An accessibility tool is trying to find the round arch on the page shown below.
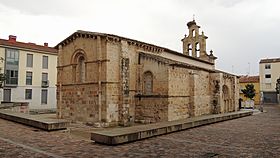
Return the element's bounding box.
[71,49,87,64]
[71,49,87,83]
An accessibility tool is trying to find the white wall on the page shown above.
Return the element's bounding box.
[16,50,57,109]
[260,62,280,92]
[9,86,56,109]
[0,45,57,109]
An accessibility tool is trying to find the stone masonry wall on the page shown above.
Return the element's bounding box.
[134,54,169,122]
[140,55,169,95]
[234,76,239,111]
[135,97,168,123]
[167,67,191,121]
[105,40,139,124]
[58,37,107,84]
[57,84,99,123]
[167,67,212,119]
[193,70,212,116]
[209,72,239,114]
[105,41,121,123]
[168,97,190,121]
[57,36,108,123]
[221,74,238,113]
[209,73,222,114]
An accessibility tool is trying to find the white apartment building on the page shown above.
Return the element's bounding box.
[0,35,57,109]
[259,58,280,104]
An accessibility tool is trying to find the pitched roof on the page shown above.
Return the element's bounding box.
[139,52,216,73]
[0,38,57,54]
[55,30,216,65]
[239,76,259,83]
[259,58,280,64]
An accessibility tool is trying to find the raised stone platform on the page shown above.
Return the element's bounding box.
[92,111,253,145]
[0,110,69,131]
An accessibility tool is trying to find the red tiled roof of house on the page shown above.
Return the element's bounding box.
[0,38,57,54]
[259,58,280,64]
[239,76,259,83]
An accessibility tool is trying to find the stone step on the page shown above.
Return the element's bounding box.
[0,110,69,131]
[91,111,253,145]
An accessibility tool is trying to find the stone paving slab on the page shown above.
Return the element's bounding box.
[0,110,69,131]
[0,105,279,157]
[92,110,253,145]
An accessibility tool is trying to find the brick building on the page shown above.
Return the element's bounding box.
[55,20,239,125]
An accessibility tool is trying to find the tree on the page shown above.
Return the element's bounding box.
[241,84,256,100]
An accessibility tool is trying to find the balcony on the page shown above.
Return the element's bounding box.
[41,80,49,88]
[4,78,18,87]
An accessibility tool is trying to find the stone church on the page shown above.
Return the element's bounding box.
[55,20,239,125]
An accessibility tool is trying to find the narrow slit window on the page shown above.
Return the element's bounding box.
[144,71,153,95]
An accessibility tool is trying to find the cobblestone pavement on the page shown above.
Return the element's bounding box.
[0,105,280,158]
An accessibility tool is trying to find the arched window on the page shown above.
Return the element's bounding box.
[71,49,87,83]
[187,44,192,56]
[192,29,195,37]
[78,56,85,83]
[195,42,200,57]
[144,71,153,95]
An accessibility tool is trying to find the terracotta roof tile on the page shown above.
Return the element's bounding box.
[259,58,280,64]
[239,76,259,83]
[0,38,57,54]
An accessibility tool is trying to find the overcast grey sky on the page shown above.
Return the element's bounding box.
[0,0,279,75]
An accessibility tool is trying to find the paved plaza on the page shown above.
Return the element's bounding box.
[0,105,279,158]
